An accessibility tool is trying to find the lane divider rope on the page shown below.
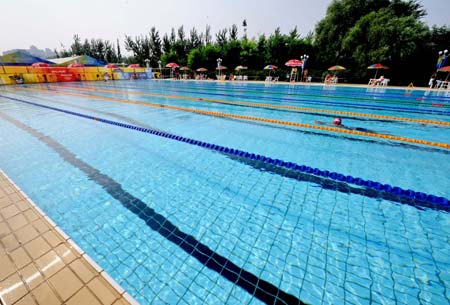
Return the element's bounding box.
[21,87,450,150]
[50,84,450,126]
[70,82,450,115]
[1,94,449,211]
[73,81,450,108]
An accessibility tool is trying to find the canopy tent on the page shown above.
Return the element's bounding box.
[0,51,53,66]
[48,55,106,66]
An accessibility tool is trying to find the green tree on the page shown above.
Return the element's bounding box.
[82,39,92,57]
[342,8,429,82]
[187,48,205,69]
[314,0,390,65]
[149,27,162,67]
[116,38,122,62]
[204,25,212,45]
[162,34,171,53]
[124,35,150,65]
[160,50,180,66]
[216,28,228,47]
[314,0,433,84]
[70,35,83,56]
[188,28,202,49]
[229,24,238,41]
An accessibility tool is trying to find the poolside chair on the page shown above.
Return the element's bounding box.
[243,75,248,81]
[273,77,279,82]
[441,81,449,90]
[306,76,312,82]
[368,78,377,86]
[265,76,272,82]
[380,78,390,86]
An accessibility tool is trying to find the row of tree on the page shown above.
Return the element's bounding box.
[55,0,450,85]
[55,35,123,64]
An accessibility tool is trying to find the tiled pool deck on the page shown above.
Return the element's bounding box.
[0,170,139,305]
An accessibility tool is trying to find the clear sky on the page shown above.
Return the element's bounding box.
[1,0,448,54]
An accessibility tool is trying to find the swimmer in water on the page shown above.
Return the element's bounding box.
[315,117,386,134]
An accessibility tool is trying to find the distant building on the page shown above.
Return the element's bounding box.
[3,46,55,59]
[0,50,53,65]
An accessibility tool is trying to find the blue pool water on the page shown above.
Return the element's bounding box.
[0,81,449,304]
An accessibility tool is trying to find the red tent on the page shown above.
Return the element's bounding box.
[104,64,118,68]
[128,64,140,68]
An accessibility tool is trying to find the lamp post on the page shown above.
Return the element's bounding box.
[217,58,222,79]
[300,54,309,82]
[158,60,162,79]
[436,49,448,70]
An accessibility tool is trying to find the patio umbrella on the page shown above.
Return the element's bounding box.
[67,63,84,68]
[285,59,303,67]
[264,65,278,77]
[128,64,140,68]
[179,66,190,79]
[196,67,207,72]
[104,64,118,68]
[437,66,450,72]
[328,65,346,71]
[438,66,450,81]
[166,62,179,68]
[367,63,389,78]
[31,62,49,67]
[235,65,248,71]
[216,65,227,70]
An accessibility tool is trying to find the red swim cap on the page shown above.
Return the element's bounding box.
[333,117,342,125]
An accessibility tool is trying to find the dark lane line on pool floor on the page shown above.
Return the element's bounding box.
[0,111,304,305]
[1,94,448,212]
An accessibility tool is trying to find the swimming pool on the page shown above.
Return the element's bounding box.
[0,81,449,304]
